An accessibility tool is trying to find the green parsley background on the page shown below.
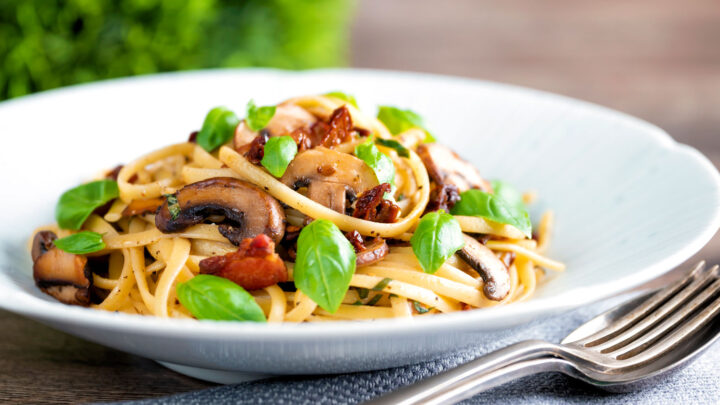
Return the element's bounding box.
[0,0,355,101]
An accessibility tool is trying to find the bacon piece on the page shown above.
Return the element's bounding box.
[121,197,165,217]
[425,183,460,213]
[352,183,400,223]
[199,234,287,290]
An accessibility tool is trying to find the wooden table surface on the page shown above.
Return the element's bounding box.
[3,0,720,403]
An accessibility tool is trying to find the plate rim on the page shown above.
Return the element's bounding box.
[1,67,719,339]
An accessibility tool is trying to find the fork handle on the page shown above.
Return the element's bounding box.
[365,340,564,405]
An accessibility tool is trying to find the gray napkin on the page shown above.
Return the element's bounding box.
[118,293,720,404]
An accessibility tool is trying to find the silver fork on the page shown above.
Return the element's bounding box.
[367,261,720,405]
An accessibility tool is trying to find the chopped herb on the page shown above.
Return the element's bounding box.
[413,301,431,314]
[351,300,363,306]
[375,138,410,158]
[366,294,383,306]
[389,293,398,298]
[357,287,369,299]
[372,277,392,291]
[397,194,405,201]
[165,194,181,220]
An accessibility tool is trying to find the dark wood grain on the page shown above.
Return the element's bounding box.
[3,1,720,402]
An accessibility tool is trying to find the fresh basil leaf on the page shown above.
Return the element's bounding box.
[450,189,532,238]
[55,179,119,230]
[375,138,409,158]
[53,231,105,254]
[294,219,356,313]
[196,106,240,152]
[377,106,435,142]
[355,139,395,187]
[491,180,526,212]
[176,275,266,322]
[246,99,276,132]
[410,210,465,274]
[261,136,298,177]
[325,91,358,108]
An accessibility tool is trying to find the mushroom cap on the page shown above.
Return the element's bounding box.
[155,177,286,245]
[417,143,492,193]
[281,147,378,196]
[456,234,511,301]
[31,231,91,306]
[234,103,317,149]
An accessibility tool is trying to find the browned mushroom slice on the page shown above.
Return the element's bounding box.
[356,238,389,267]
[121,197,164,217]
[417,143,492,193]
[456,234,511,301]
[280,147,379,214]
[155,177,286,245]
[234,104,317,149]
[31,231,92,306]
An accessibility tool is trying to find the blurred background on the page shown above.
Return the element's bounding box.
[1,1,720,400]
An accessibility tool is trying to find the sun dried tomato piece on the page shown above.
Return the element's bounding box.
[352,183,400,223]
[106,165,123,181]
[188,131,198,143]
[345,230,366,252]
[199,234,287,290]
[236,131,269,164]
[425,183,460,213]
[290,127,313,151]
[322,105,354,147]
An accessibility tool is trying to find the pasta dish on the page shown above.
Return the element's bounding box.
[29,93,564,322]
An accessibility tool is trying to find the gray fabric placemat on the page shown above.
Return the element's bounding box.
[116,293,720,405]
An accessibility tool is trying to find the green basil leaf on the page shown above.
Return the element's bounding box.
[246,99,276,132]
[355,139,395,187]
[491,180,526,212]
[53,231,105,254]
[261,136,298,177]
[294,219,356,313]
[410,210,465,274]
[325,91,358,108]
[377,105,435,142]
[176,275,266,322]
[196,106,240,152]
[375,138,409,158]
[450,189,532,238]
[55,179,119,230]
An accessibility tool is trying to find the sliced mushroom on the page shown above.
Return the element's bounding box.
[31,231,91,306]
[456,234,511,301]
[155,177,286,245]
[280,147,378,214]
[356,238,389,267]
[234,104,317,149]
[417,143,492,192]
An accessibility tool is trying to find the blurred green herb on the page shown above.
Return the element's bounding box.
[0,0,355,100]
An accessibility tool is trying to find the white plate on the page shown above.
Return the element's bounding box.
[1,69,719,383]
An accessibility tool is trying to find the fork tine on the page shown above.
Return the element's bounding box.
[571,261,707,347]
[590,264,719,353]
[609,273,720,361]
[612,280,720,367]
